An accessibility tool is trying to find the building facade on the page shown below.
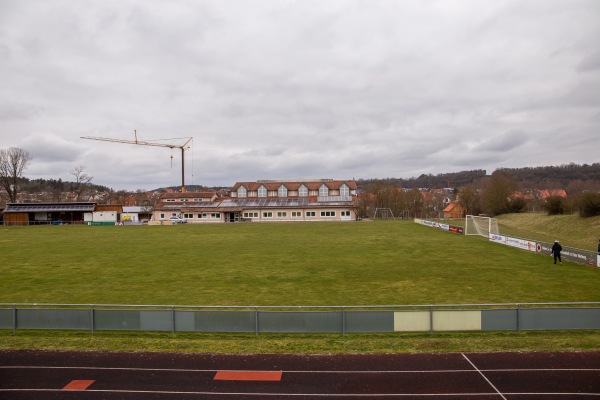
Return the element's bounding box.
[152,179,358,223]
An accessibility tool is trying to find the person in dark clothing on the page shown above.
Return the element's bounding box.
[551,240,562,264]
[597,239,600,255]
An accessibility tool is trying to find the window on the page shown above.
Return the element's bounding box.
[340,184,349,196]
[263,212,273,218]
[183,213,193,219]
[306,211,316,217]
[277,212,287,218]
[292,211,302,217]
[197,213,204,218]
[298,185,308,197]
[166,199,176,202]
[278,185,287,197]
[341,211,351,217]
[258,185,267,198]
[160,213,165,219]
[320,211,336,217]
[238,186,247,198]
[243,212,258,218]
[211,213,221,219]
[319,184,329,197]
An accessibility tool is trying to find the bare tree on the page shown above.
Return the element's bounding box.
[457,185,480,217]
[480,171,517,216]
[0,147,32,203]
[69,166,93,201]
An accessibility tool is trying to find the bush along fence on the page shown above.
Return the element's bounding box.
[1,303,599,335]
[414,218,599,267]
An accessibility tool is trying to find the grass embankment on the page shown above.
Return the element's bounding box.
[496,213,600,251]
[1,219,599,353]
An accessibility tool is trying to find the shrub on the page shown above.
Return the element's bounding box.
[544,195,565,215]
[579,192,600,217]
[509,197,527,213]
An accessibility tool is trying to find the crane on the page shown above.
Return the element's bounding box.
[81,130,193,192]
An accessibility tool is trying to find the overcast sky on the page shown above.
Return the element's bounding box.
[1,0,598,190]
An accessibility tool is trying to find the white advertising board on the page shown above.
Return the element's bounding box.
[506,236,537,252]
[488,234,507,244]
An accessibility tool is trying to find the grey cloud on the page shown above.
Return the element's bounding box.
[0,0,598,190]
[475,131,529,152]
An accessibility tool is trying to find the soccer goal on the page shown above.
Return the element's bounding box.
[465,215,500,237]
[373,208,395,219]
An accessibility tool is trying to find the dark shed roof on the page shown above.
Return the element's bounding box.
[4,203,96,213]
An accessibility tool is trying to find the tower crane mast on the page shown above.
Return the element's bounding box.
[81,130,193,192]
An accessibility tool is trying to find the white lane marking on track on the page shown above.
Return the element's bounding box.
[3,365,599,373]
[1,389,600,397]
[462,353,507,400]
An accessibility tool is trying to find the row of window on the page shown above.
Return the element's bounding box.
[243,211,352,218]
[237,184,350,198]
[161,213,221,219]
[165,198,209,202]
[161,211,352,220]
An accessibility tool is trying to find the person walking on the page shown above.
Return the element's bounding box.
[551,240,562,265]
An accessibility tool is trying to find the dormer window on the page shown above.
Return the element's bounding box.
[298,185,308,197]
[319,184,329,197]
[278,185,287,197]
[340,184,349,196]
[238,186,247,198]
[258,185,267,198]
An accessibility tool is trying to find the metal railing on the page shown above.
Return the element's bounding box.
[1,302,599,335]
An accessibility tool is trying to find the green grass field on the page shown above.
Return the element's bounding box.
[1,219,599,305]
[1,216,599,353]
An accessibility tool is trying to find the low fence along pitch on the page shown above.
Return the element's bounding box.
[1,303,599,335]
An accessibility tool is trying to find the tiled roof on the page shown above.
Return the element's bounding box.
[232,180,357,191]
[443,202,457,212]
[161,191,218,199]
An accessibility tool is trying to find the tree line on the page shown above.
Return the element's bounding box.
[2,146,600,217]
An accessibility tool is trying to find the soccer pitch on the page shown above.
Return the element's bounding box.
[2,220,599,306]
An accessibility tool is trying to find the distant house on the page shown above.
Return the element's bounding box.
[122,206,153,223]
[538,189,567,199]
[443,201,465,219]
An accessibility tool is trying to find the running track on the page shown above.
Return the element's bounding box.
[1,350,599,399]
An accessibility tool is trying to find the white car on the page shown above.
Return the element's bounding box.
[167,216,187,224]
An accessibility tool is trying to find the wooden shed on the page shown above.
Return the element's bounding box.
[2,202,96,226]
[443,201,465,219]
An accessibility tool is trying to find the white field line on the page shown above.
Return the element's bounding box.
[462,353,507,400]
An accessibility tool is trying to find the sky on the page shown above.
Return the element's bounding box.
[1,0,599,191]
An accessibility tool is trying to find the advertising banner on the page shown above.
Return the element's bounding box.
[536,242,597,266]
[488,234,507,244]
[449,225,464,234]
[413,219,463,234]
[505,236,537,252]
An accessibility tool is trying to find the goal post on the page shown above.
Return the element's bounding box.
[373,208,395,219]
[465,215,499,237]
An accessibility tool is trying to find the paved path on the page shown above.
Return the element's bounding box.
[1,350,599,399]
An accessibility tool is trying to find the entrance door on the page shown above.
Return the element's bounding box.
[228,212,239,222]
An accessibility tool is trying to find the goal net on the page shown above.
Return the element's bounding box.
[374,208,395,219]
[465,215,499,237]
